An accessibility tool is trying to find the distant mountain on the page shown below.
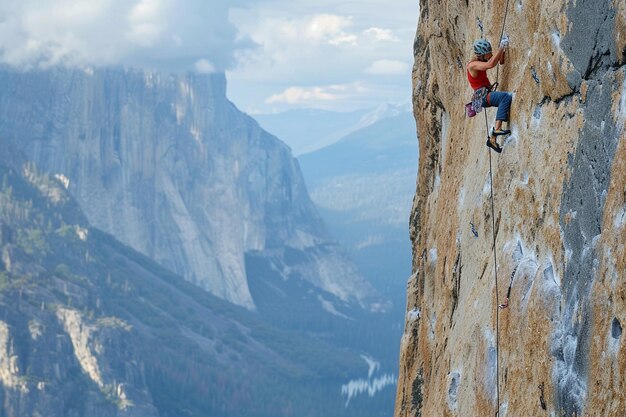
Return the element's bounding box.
[0,67,399,416]
[0,67,383,314]
[298,111,418,301]
[0,155,388,417]
[295,111,418,415]
[255,103,411,156]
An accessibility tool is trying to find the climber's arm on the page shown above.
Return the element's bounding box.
[468,47,506,72]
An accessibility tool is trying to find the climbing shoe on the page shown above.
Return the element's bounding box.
[486,137,503,153]
[491,127,511,137]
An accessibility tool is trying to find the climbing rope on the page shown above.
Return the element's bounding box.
[495,0,513,86]
[487,143,501,416]
[481,0,512,414]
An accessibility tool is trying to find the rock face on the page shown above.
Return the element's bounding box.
[0,160,158,416]
[395,1,626,416]
[0,68,378,311]
[0,308,158,417]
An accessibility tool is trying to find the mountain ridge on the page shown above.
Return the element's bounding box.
[0,66,383,313]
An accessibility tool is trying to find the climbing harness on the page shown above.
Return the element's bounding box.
[473,87,490,114]
[466,82,498,118]
[481,0,513,414]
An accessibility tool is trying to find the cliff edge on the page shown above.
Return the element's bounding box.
[396,0,626,416]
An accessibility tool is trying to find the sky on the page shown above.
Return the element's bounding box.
[0,0,418,114]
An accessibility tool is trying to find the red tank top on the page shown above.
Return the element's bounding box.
[467,69,491,90]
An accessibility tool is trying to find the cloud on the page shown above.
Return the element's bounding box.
[194,59,216,74]
[0,0,419,112]
[266,83,367,105]
[228,12,367,85]
[363,27,400,42]
[243,13,357,47]
[364,59,409,75]
[127,0,166,47]
[0,0,258,70]
[226,2,418,113]
[329,33,358,46]
[305,14,357,45]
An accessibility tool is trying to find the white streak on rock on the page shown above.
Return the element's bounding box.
[56,308,104,388]
[0,321,26,391]
[407,308,421,322]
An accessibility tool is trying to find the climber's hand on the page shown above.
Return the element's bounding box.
[500,34,510,49]
[497,46,506,65]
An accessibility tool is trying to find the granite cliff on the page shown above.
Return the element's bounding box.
[396,0,626,416]
[0,68,380,312]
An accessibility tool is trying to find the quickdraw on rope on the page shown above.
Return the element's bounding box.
[479,0,512,414]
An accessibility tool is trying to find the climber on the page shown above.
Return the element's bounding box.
[467,38,513,153]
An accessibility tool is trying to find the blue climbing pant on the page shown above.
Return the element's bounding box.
[483,91,512,121]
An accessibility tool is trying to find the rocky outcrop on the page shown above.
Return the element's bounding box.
[0,163,157,416]
[0,311,158,417]
[0,68,379,311]
[396,0,626,416]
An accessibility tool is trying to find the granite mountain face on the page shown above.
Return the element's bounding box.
[0,67,382,313]
[0,67,395,416]
[395,1,626,416]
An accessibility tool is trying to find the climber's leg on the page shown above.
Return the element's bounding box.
[489,91,512,126]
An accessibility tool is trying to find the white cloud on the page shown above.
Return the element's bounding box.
[127,0,166,47]
[0,0,258,70]
[229,11,378,85]
[242,13,357,48]
[266,86,342,104]
[0,0,127,67]
[305,14,357,45]
[364,27,400,42]
[227,1,418,112]
[266,83,367,105]
[0,0,418,112]
[329,33,358,46]
[194,59,216,74]
[364,59,409,75]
